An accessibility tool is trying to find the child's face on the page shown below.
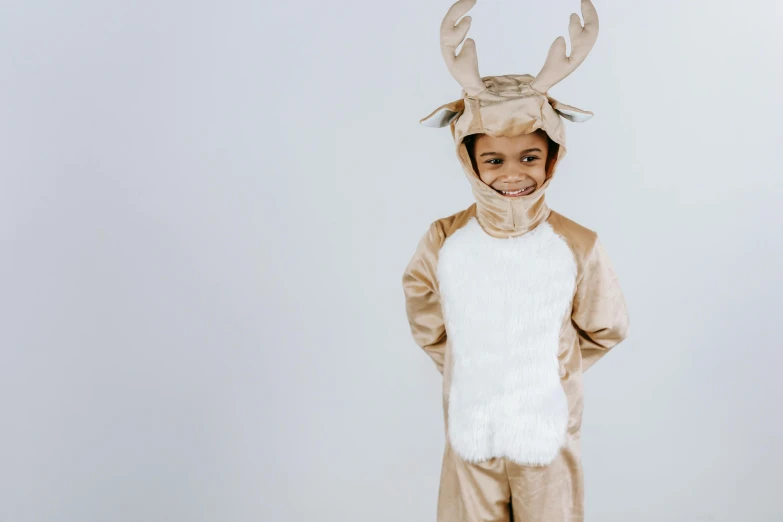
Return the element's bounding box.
[471,131,550,197]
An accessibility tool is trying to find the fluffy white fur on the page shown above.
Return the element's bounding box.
[437,217,577,466]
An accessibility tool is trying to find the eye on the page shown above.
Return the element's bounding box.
[521,155,539,163]
[485,158,502,165]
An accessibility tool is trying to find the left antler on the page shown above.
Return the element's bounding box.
[530,0,599,94]
[439,0,487,96]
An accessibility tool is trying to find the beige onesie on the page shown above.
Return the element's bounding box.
[402,1,630,520]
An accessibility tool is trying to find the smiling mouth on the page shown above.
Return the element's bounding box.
[496,185,536,197]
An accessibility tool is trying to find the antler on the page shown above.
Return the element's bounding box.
[530,0,599,94]
[439,0,486,96]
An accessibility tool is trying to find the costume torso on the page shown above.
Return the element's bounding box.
[420,203,610,467]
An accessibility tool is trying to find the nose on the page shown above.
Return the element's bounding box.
[497,169,529,185]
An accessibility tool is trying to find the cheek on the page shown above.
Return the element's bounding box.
[532,165,548,185]
[477,166,496,185]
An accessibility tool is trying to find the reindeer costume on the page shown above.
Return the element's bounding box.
[402,1,629,520]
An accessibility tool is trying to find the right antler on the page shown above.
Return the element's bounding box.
[530,0,599,94]
[439,0,486,96]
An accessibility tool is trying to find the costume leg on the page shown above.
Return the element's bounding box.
[437,441,512,522]
[506,434,584,522]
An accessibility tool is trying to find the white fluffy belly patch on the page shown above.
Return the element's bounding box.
[437,217,577,465]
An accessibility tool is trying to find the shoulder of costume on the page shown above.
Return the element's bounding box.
[547,209,598,259]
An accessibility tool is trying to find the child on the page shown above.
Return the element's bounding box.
[401,1,629,521]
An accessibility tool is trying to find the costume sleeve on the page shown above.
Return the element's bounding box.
[402,221,447,374]
[571,235,630,372]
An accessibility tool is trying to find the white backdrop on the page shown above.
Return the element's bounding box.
[1,0,782,521]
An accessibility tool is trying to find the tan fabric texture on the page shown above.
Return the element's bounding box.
[436,434,585,522]
[402,1,629,520]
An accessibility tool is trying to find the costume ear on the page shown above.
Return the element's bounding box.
[548,97,594,123]
[420,98,465,128]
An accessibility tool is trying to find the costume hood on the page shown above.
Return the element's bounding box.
[420,0,599,238]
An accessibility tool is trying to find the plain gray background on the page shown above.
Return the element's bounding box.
[1,0,782,521]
